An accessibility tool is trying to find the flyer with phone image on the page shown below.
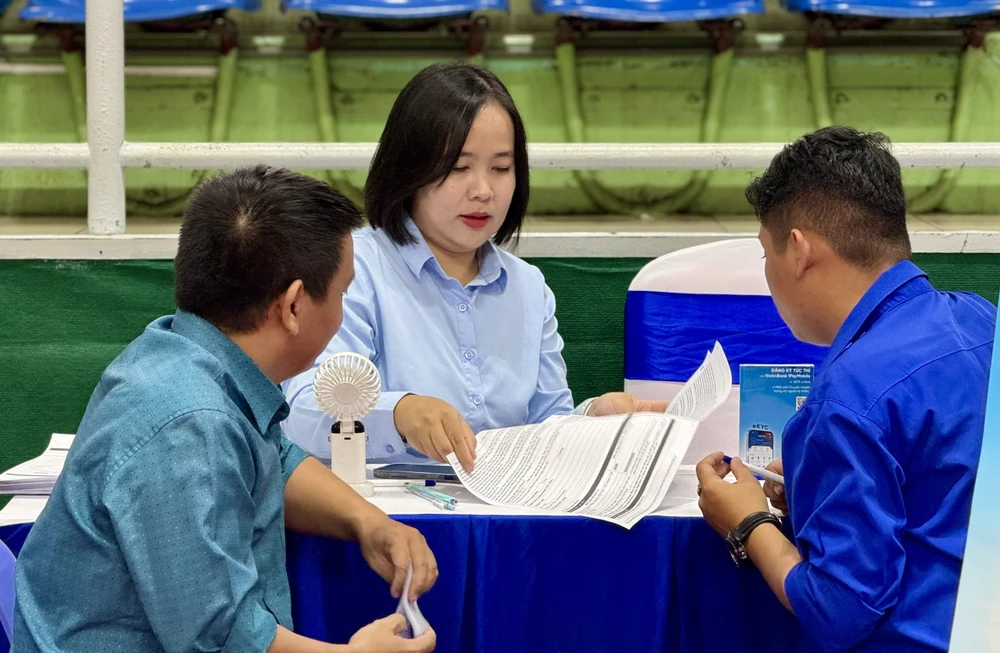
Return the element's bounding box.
[738,365,813,466]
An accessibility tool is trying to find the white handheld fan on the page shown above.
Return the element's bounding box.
[313,352,381,497]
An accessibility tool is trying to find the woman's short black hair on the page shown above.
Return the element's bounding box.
[364,62,530,247]
[175,165,362,333]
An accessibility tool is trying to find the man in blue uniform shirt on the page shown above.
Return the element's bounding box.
[696,126,995,652]
[13,166,438,653]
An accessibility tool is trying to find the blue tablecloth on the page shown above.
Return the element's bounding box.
[1,515,806,652]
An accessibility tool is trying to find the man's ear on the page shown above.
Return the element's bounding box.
[277,280,306,336]
[788,228,815,279]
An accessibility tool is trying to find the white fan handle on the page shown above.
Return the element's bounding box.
[331,421,369,491]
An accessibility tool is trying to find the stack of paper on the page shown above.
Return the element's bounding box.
[449,343,732,529]
[0,495,48,526]
[0,433,74,495]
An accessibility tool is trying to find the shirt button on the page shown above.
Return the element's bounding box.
[472,395,482,405]
[386,445,395,454]
[464,350,475,360]
[459,303,469,312]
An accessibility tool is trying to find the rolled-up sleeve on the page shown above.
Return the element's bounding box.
[784,401,907,651]
[277,432,310,482]
[103,410,277,653]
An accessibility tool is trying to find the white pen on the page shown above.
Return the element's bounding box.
[723,455,784,485]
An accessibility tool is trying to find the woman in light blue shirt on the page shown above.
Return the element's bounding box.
[282,62,663,472]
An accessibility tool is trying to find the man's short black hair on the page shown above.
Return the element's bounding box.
[364,61,530,247]
[175,165,363,333]
[745,126,911,268]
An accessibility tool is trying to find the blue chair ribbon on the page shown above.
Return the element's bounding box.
[624,290,829,383]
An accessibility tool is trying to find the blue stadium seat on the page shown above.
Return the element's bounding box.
[283,0,506,19]
[0,1,11,17]
[532,0,763,22]
[20,0,261,23]
[784,0,999,18]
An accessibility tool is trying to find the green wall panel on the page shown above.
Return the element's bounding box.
[0,253,996,496]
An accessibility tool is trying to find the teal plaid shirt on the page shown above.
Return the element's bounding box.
[13,310,310,653]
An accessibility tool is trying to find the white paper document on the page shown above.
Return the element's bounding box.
[665,341,732,423]
[395,565,431,639]
[0,433,75,495]
[449,343,732,529]
[0,495,49,526]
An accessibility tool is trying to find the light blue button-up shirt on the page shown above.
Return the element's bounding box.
[282,221,578,462]
[13,311,310,653]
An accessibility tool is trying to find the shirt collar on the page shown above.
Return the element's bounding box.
[475,242,507,291]
[823,259,932,367]
[394,218,437,279]
[394,216,508,291]
[170,310,289,434]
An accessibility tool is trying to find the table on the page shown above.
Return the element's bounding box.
[1,470,807,653]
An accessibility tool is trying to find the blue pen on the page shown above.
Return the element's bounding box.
[405,484,456,511]
[406,482,458,506]
[722,455,785,485]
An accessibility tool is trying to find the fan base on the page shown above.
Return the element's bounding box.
[350,481,375,498]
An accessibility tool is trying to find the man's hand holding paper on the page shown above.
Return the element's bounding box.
[356,513,439,603]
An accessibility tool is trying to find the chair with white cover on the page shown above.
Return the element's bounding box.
[623,238,828,464]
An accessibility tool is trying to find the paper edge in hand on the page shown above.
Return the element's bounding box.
[395,565,430,638]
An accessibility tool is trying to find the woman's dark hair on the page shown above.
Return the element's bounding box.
[364,62,529,247]
[175,165,362,333]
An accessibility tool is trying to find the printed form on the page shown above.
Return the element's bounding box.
[450,343,732,528]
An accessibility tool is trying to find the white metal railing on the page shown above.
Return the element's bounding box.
[5,142,1000,172]
[1,0,1000,235]
[4,230,1000,261]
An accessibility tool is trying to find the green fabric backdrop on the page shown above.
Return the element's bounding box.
[1,254,997,498]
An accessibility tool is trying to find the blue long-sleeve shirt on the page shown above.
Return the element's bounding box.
[13,311,309,653]
[782,260,995,652]
[282,221,579,462]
